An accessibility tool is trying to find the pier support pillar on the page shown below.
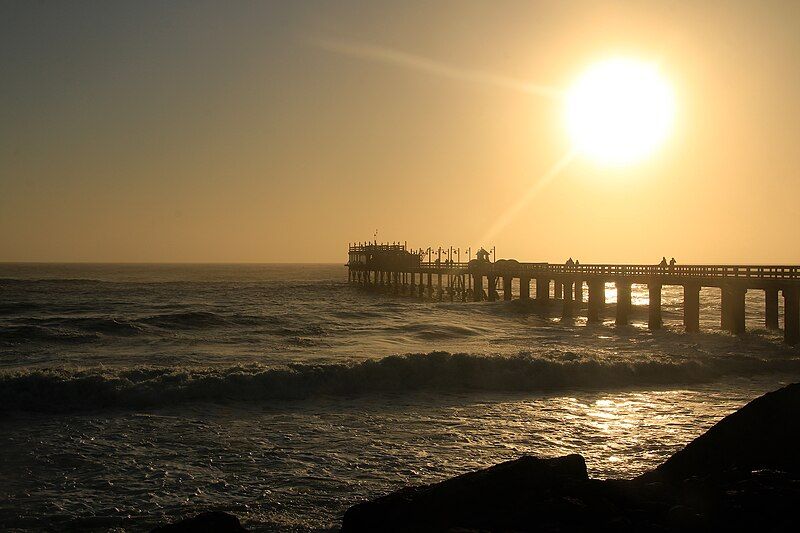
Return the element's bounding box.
[683,283,701,333]
[562,281,574,318]
[721,285,746,334]
[720,287,731,331]
[409,272,415,294]
[426,273,433,300]
[554,281,563,299]
[587,280,604,323]
[765,288,779,330]
[488,275,498,302]
[574,280,583,303]
[615,280,632,326]
[473,274,484,302]
[519,276,530,300]
[648,283,662,330]
[503,276,513,301]
[732,287,746,334]
[437,273,443,301]
[419,275,426,299]
[783,288,799,345]
[536,278,550,303]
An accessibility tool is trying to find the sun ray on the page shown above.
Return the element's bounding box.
[311,38,561,98]
[478,149,577,248]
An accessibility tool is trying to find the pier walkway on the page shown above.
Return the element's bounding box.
[346,243,800,345]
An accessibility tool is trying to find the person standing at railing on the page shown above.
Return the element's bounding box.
[659,257,668,272]
[669,257,676,273]
[565,257,575,271]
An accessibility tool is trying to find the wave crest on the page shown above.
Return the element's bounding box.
[3,352,800,413]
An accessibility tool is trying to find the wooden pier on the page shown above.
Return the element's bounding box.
[347,243,800,345]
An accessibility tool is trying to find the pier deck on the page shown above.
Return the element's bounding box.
[347,243,800,345]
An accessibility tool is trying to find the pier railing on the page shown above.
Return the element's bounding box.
[515,264,800,280]
[351,260,800,280]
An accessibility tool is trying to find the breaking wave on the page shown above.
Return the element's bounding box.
[0,312,309,344]
[3,351,799,413]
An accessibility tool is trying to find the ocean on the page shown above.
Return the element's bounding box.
[1,263,798,531]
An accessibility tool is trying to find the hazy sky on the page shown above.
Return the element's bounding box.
[2,0,799,263]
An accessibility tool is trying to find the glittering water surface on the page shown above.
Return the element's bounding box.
[1,264,798,531]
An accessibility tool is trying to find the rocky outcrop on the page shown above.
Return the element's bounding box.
[343,454,589,532]
[649,382,800,483]
[342,383,800,532]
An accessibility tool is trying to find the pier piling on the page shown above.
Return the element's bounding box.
[615,280,632,326]
[520,276,530,300]
[784,288,799,345]
[648,283,663,330]
[588,280,604,323]
[766,288,779,330]
[684,283,701,333]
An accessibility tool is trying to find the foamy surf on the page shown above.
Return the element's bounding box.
[3,351,799,413]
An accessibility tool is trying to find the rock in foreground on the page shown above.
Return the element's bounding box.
[342,383,800,532]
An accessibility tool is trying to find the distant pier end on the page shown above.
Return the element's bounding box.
[346,242,800,345]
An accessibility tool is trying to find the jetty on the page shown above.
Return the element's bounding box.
[346,242,800,345]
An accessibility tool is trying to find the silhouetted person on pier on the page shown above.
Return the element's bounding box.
[575,260,580,267]
[476,248,491,262]
[669,257,676,273]
[566,258,575,270]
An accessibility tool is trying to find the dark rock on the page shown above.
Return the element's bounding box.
[342,454,588,532]
[342,383,800,532]
[151,511,248,533]
[648,382,800,484]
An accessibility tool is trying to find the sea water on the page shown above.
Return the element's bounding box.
[1,263,798,531]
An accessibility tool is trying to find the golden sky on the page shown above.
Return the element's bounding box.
[2,1,799,263]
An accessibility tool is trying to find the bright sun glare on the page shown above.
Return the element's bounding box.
[565,58,676,166]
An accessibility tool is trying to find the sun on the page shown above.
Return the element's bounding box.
[565,58,676,166]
